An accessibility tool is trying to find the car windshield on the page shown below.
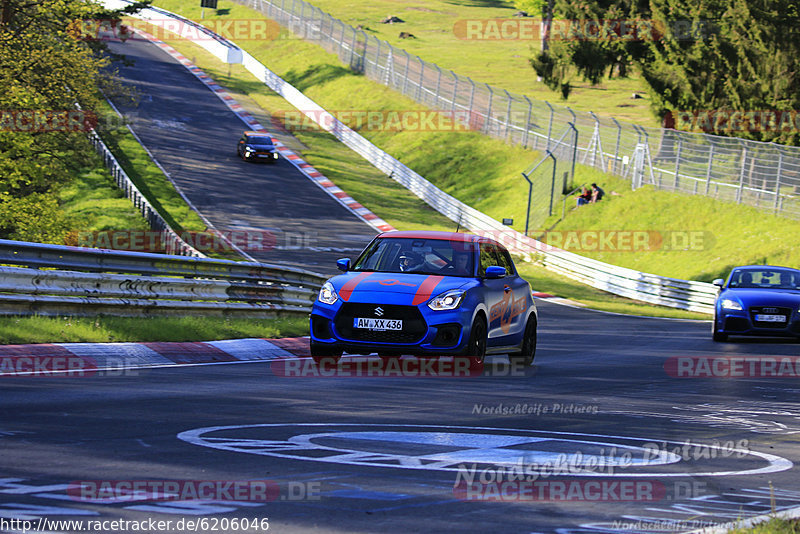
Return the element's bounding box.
[728,268,800,289]
[246,136,273,145]
[351,237,476,277]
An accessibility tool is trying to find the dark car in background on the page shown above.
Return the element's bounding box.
[309,231,538,365]
[237,131,279,162]
[712,265,800,341]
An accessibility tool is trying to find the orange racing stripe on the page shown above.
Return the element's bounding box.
[338,272,373,302]
[412,275,444,306]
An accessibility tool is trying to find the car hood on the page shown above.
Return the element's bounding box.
[721,288,800,308]
[247,143,274,150]
[330,271,474,305]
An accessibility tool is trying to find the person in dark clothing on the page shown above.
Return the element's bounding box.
[591,183,605,203]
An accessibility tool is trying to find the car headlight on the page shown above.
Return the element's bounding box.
[720,298,743,311]
[318,281,338,305]
[428,289,465,311]
[245,146,254,152]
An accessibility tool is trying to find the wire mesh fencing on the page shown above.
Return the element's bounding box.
[242,0,800,219]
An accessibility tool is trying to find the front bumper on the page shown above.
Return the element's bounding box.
[310,301,475,355]
[716,307,800,337]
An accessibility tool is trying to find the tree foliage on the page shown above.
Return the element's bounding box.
[529,0,800,144]
[0,0,146,241]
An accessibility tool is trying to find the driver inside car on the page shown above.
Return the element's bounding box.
[398,251,424,272]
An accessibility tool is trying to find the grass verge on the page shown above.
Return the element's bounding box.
[0,315,308,344]
[253,0,659,125]
[731,517,800,533]
[138,1,785,320]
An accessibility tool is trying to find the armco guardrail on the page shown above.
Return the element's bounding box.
[106,3,717,314]
[89,130,203,257]
[0,240,325,317]
[243,0,799,219]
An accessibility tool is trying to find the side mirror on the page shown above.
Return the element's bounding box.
[712,278,724,288]
[485,266,506,279]
[336,258,351,272]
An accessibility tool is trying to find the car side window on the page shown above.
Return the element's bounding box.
[495,248,514,275]
[478,243,501,277]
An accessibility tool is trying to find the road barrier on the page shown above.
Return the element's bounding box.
[0,240,325,317]
[100,2,717,314]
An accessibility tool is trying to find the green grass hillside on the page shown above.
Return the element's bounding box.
[292,0,657,125]
[149,0,800,285]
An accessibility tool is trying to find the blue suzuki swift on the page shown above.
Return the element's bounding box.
[309,231,538,365]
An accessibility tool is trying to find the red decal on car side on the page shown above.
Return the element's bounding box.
[412,275,444,306]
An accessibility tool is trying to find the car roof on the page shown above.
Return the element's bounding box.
[243,131,272,137]
[377,230,506,249]
[732,265,800,273]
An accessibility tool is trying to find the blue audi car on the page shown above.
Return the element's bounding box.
[712,265,800,342]
[309,231,538,364]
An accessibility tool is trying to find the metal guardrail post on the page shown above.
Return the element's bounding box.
[503,90,512,140]
[522,96,532,148]
[774,151,784,212]
[416,56,425,102]
[611,117,621,174]
[467,79,476,119]
[737,146,748,203]
[402,49,411,95]
[434,65,442,107]
[704,143,714,195]
[450,71,458,113]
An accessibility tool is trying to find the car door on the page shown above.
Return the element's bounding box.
[494,247,529,342]
[478,242,511,345]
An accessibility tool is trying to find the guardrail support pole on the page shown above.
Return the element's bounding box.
[704,144,714,195]
[774,152,783,213]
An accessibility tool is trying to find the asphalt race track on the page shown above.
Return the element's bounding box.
[2,34,799,534]
[2,300,800,533]
[105,38,377,273]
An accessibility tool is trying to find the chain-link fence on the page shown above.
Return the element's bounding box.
[241,0,800,219]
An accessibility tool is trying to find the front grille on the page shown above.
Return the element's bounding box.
[724,317,750,332]
[749,306,791,328]
[334,303,426,343]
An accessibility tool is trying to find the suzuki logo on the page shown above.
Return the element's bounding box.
[374,307,384,317]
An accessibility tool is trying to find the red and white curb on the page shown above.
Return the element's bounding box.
[0,338,311,376]
[131,28,395,235]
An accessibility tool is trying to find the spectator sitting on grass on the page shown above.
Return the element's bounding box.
[591,183,605,203]
[576,186,592,206]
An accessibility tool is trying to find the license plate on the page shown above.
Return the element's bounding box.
[755,314,786,322]
[354,318,403,331]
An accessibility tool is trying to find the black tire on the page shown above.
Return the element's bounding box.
[509,316,537,366]
[310,342,342,364]
[463,316,487,365]
[712,316,727,342]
